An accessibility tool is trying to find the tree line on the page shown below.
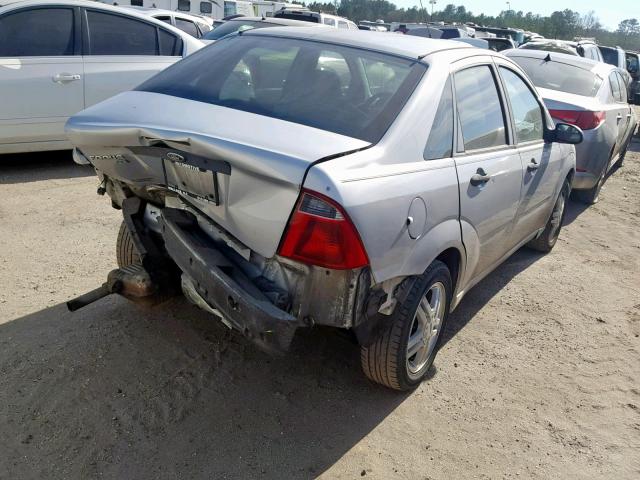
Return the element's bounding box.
[295,1,640,50]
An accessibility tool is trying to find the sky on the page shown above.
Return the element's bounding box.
[394,0,637,30]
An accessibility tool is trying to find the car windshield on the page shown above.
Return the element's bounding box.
[600,48,619,66]
[137,35,425,143]
[203,20,269,40]
[510,57,602,97]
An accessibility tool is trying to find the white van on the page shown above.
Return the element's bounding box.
[273,8,358,29]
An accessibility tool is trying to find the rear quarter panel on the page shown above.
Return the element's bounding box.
[304,61,465,288]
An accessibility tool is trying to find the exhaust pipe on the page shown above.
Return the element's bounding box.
[66,264,160,312]
[66,284,113,312]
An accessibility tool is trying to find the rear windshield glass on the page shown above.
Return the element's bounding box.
[138,35,425,142]
[203,20,268,40]
[519,42,578,56]
[509,57,602,97]
[600,48,619,66]
[274,13,319,23]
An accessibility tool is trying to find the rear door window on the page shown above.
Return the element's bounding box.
[0,8,75,56]
[323,18,336,27]
[615,72,628,102]
[499,67,544,143]
[609,72,622,102]
[454,65,507,151]
[159,29,183,56]
[338,20,348,29]
[175,18,200,37]
[87,11,157,55]
[424,77,453,160]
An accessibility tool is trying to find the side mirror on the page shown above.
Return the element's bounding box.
[546,123,583,145]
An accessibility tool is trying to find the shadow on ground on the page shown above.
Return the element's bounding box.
[0,150,93,184]
[0,247,546,479]
[444,248,542,345]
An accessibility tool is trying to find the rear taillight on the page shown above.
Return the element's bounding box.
[278,190,369,270]
[549,109,605,130]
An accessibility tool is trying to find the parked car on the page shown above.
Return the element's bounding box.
[124,7,212,39]
[0,0,202,155]
[273,8,358,29]
[486,37,515,52]
[66,29,581,391]
[203,16,325,43]
[520,39,604,62]
[599,45,632,89]
[625,51,640,104]
[505,49,637,204]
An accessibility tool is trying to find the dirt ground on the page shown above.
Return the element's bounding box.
[1,135,639,479]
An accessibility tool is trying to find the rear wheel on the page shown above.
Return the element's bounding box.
[116,221,141,268]
[361,261,452,391]
[527,178,570,253]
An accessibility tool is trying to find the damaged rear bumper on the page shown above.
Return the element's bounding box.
[159,208,302,352]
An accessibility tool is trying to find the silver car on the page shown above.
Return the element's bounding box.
[66,29,581,390]
[505,49,638,204]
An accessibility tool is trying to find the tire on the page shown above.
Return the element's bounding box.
[573,168,605,205]
[361,260,452,391]
[617,138,630,168]
[527,178,570,253]
[116,220,141,268]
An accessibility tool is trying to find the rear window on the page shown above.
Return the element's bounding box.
[203,20,269,40]
[509,56,602,97]
[520,42,577,56]
[138,35,424,143]
[600,47,619,67]
[275,13,319,23]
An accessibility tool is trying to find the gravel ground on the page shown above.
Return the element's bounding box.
[0,136,639,479]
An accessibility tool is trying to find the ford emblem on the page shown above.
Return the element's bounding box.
[166,152,185,162]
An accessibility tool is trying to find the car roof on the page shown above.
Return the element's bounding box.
[226,16,325,27]
[122,6,206,21]
[244,27,473,60]
[504,49,615,75]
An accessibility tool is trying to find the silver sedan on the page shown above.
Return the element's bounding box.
[505,49,638,204]
[67,29,581,390]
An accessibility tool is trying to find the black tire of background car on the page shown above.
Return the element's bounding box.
[616,137,631,168]
[116,220,141,268]
[574,168,605,205]
[527,178,571,253]
[360,260,452,391]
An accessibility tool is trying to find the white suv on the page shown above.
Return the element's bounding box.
[0,0,203,155]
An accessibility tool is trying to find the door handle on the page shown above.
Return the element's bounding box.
[616,114,623,123]
[52,73,81,83]
[527,158,540,172]
[470,168,491,186]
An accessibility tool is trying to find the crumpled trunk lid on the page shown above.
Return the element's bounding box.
[66,91,370,258]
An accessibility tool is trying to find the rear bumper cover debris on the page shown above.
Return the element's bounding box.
[160,208,302,352]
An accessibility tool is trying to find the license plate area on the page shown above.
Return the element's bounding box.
[128,147,231,206]
[164,158,220,206]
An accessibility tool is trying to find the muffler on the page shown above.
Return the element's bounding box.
[66,264,160,312]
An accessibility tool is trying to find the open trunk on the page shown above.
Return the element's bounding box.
[66,91,370,257]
